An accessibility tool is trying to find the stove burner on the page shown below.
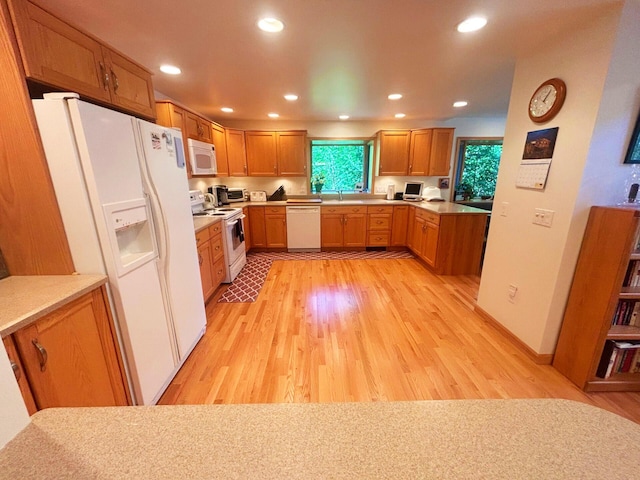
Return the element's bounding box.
[216,208,235,212]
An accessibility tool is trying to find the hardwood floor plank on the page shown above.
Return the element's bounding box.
[159,258,640,424]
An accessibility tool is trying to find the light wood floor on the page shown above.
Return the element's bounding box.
[159,258,640,423]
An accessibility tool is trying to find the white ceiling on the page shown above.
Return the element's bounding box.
[33,0,621,123]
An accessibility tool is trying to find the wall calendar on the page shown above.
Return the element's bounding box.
[515,159,552,190]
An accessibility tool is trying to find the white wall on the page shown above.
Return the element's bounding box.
[0,343,29,448]
[477,3,632,354]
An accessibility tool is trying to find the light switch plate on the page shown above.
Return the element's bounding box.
[500,202,509,217]
[533,208,554,227]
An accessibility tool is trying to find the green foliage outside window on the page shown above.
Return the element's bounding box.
[311,144,366,191]
[459,143,502,198]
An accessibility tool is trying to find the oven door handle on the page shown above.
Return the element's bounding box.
[227,220,238,226]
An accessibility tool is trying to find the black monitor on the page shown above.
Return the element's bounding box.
[403,182,424,201]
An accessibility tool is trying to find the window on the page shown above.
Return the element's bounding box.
[310,139,372,192]
[453,138,503,200]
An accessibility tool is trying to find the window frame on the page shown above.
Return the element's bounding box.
[450,137,503,202]
[309,137,374,193]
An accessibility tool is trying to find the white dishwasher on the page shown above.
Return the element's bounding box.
[286,206,321,252]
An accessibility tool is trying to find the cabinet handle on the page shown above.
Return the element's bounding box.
[110,69,119,93]
[198,253,203,266]
[244,164,247,172]
[99,62,109,90]
[376,220,383,225]
[32,340,48,372]
[10,361,20,381]
[273,165,277,172]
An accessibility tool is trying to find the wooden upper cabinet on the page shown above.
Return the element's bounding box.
[101,48,155,119]
[276,131,307,176]
[185,112,212,142]
[378,130,411,176]
[8,0,155,120]
[428,128,454,176]
[156,101,184,130]
[408,129,433,176]
[211,123,228,176]
[246,131,278,176]
[226,129,247,176]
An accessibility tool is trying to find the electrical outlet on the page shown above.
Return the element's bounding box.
[508,284,518,303]
[533,208,555,227]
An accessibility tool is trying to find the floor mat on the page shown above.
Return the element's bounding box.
[218,250,414,303]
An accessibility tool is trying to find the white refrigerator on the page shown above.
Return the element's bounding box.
[33,93,206,405]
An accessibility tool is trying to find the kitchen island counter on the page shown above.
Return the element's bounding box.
[1,399,638,479]
[0,275,107,337]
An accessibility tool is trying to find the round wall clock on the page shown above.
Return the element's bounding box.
[528,78,566,123]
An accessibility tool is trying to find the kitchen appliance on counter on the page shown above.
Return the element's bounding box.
[250,191,267,202]
[386,184,395,200]
[423,186,445,202]
[226,188,246,203]
[403,181,424,201]
[212,185,229,205]
[190,193,247,283]
[33,93,207,406]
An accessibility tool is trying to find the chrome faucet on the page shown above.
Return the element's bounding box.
[338,190,343,201]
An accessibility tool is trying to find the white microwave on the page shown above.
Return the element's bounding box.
[187,138,217,175]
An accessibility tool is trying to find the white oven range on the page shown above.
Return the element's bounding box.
[190,190,247,283]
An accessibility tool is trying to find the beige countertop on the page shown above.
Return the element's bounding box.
[193,215,223,233]
[0,399,638,479]
[225,199,489,215]
[0,275,107,337]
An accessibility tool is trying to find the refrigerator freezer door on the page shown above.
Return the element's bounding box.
[135,121,206,361]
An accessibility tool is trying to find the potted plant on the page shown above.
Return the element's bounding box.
[456,182,474,201]
[311,173,325,194]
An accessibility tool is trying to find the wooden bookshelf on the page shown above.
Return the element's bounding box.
[553,206,640,392]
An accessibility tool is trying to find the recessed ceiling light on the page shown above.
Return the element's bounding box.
[159,64,181,75]
[258,17,284,32]
[268,112,279,118]
[395,113,406,119]
[457,16,487,33]
[284,94,298,101]
[388,93,403,100]
[221,107,234,113]
[339,115,350,120]
[453,101,468,108]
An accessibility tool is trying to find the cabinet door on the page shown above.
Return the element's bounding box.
[102,47,155,119]
[156,102,184,129]
[226,129,247,176]
[198,240,215,300]
[428,128,454,176]
[2,336,37,415]
[409,129,433,176]
[410,216,425,256]
[243,207,251,250]
[265,214,287,248]
[321,214,344,247]
[12,288,129,408]
[211,123,228,176]
[276,131,307,176]
[249,207,267,247]
[391,206,409,246]
[378,130,410,176]
[185,112,202,140]
[9,0,111,103]
[198,119,212,143]
[343,213,367,247]
[246,131,278,176]
[422,222,439,267]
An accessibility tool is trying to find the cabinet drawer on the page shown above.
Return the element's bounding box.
[368,215,392,230]
[265,206,286,214]
[210,233,224,263]
[322,205,366,214]
[195,227,211,246]
[209,222,222,237]
[367,206,394,214]
[367,231,390,246]
[415,209,440,225]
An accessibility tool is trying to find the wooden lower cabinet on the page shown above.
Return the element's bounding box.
[408,208,487,275]
[367,206,393,247]
[391,206,409,246]
[196,222,224,302]
[265,207,287,248]
[3,336,37,415]
[249,207,267,248]
[7,287,129,410]
[321,206,367,248]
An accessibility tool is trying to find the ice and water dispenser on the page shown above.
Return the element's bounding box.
[103,199,157,277]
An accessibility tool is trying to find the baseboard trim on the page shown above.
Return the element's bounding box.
[474,305,553,365]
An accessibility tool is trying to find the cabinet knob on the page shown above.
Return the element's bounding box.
[32,339,48,372]
[198,253,203,265]
[10,361,20,381]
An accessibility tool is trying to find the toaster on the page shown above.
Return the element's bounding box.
[250,191,267,202]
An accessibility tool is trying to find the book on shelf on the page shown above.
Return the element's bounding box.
[596,340,640,379]
[611,300,640,326]
[623,259,640,287]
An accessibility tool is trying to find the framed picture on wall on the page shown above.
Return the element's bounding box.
[624,110,640,164]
